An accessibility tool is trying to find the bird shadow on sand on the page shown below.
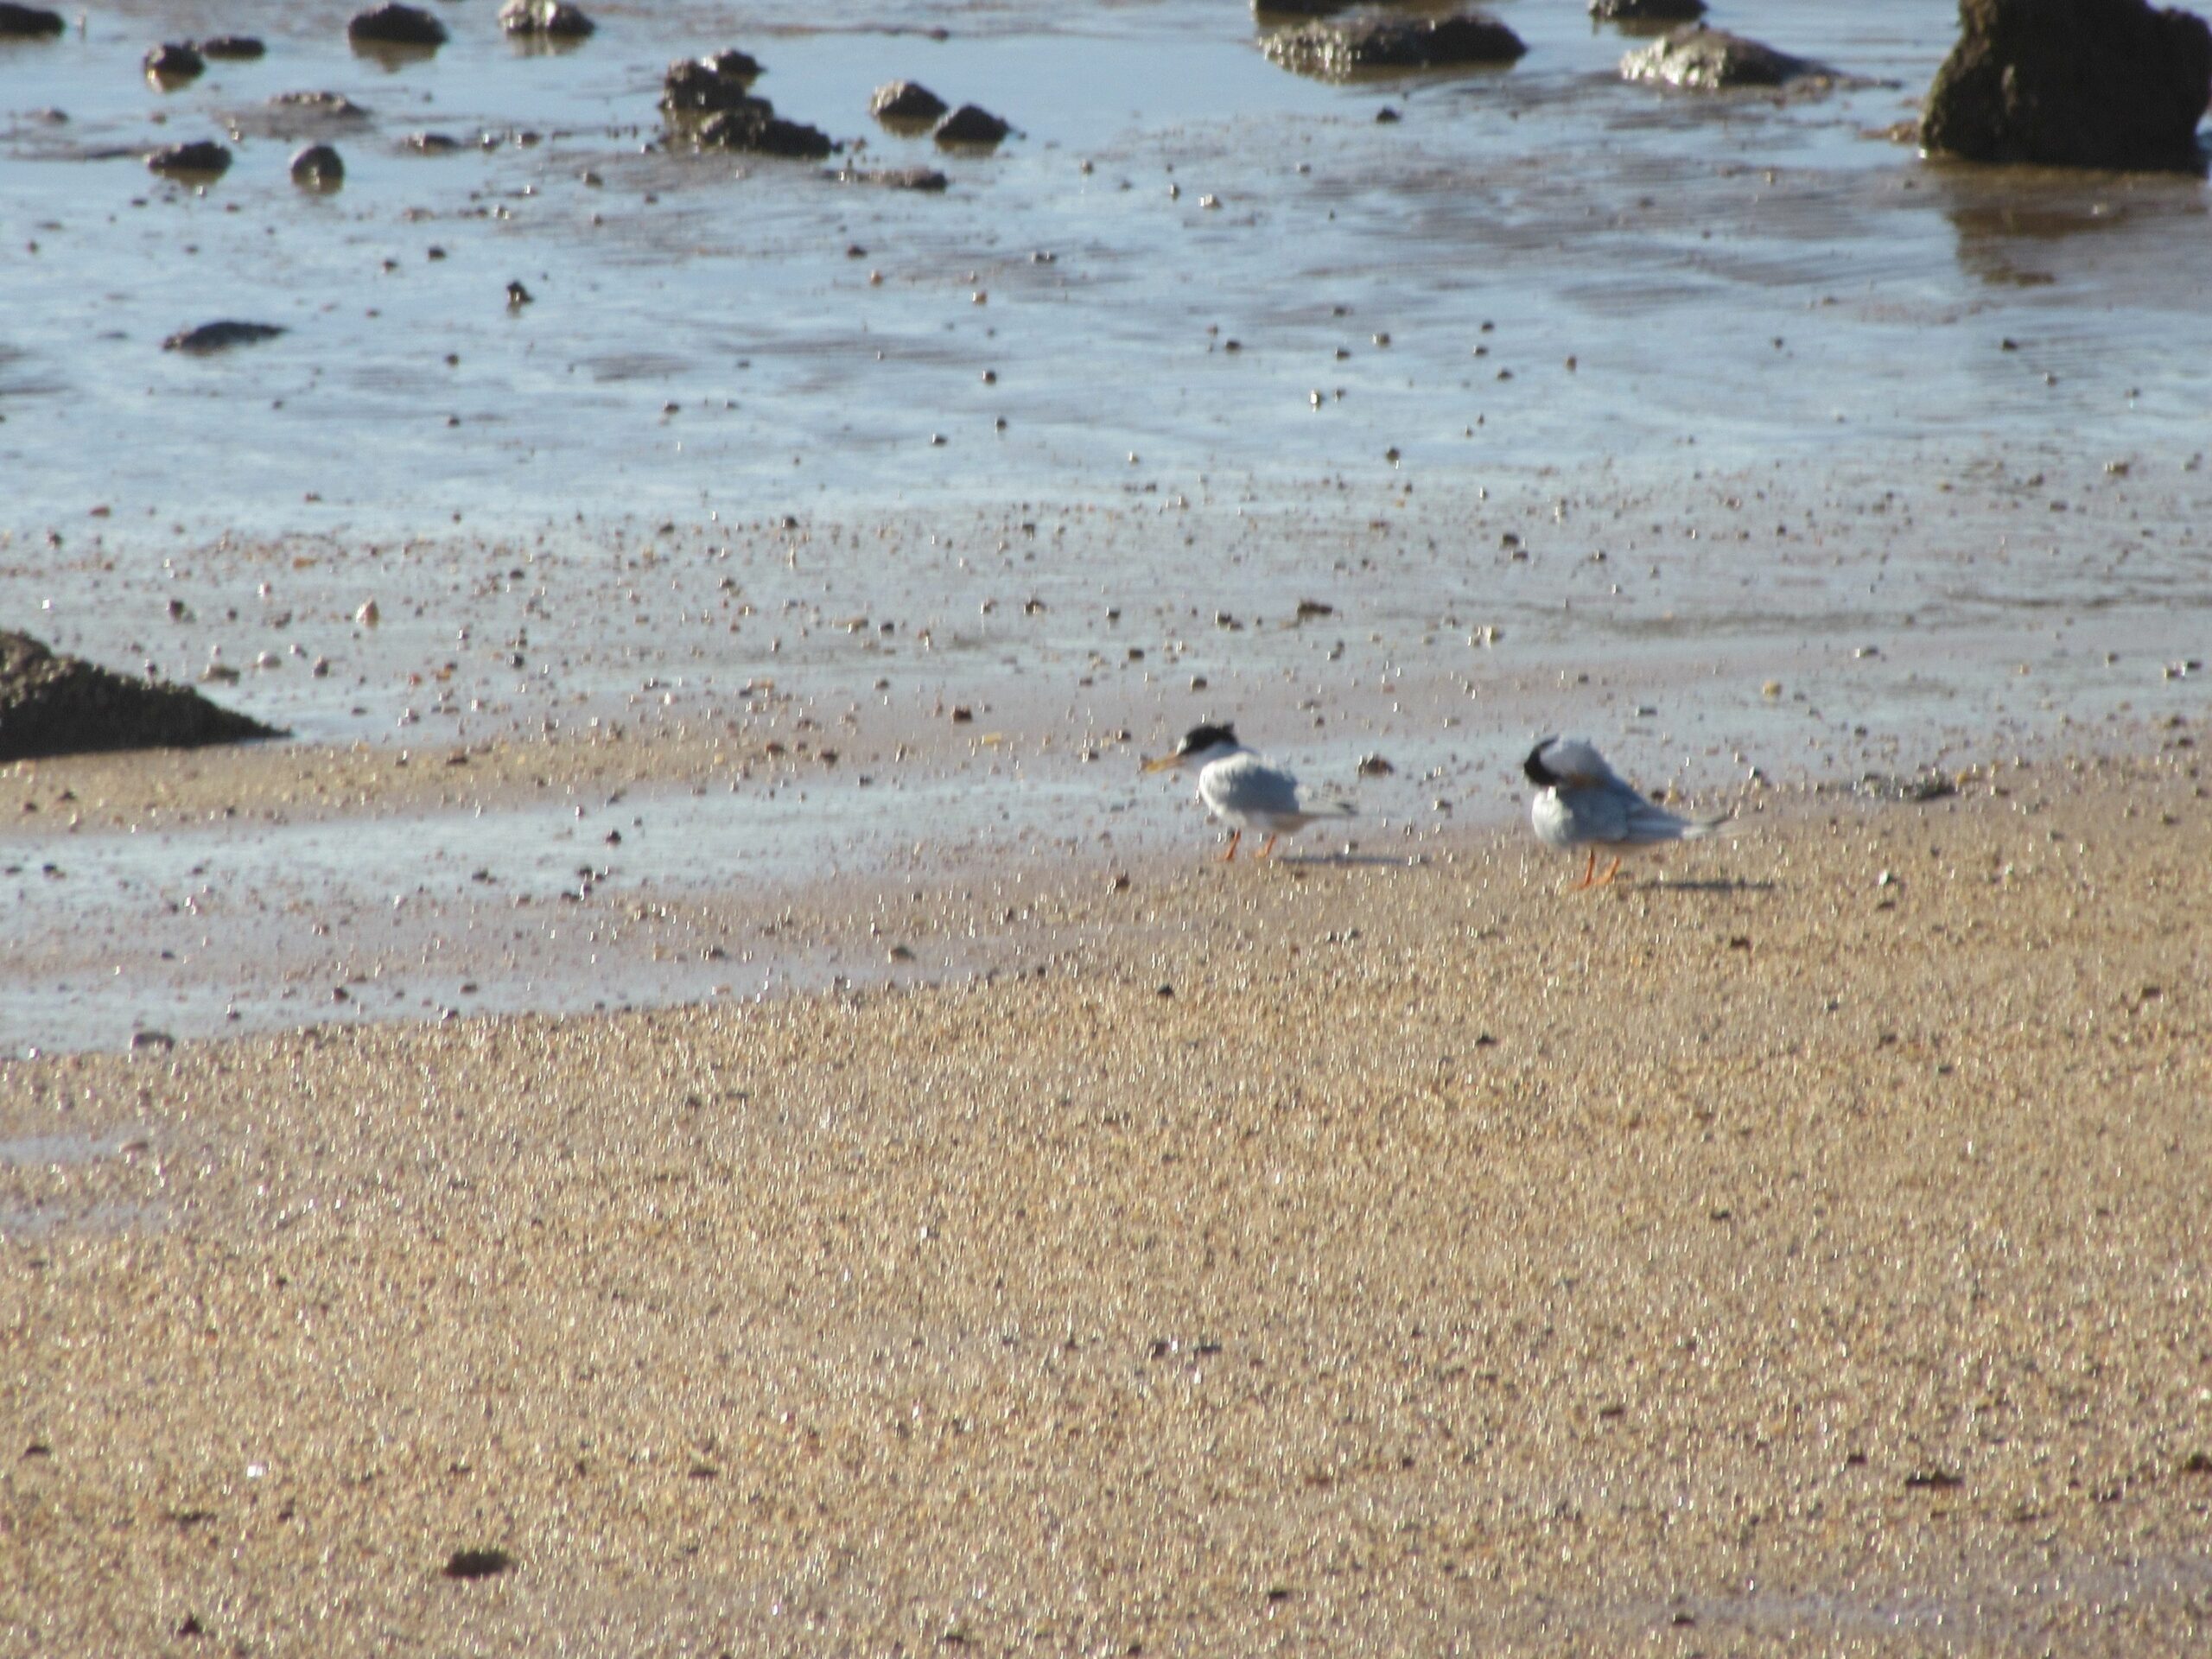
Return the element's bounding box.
[1630,875,1777,894]
[1260,850,1421,870]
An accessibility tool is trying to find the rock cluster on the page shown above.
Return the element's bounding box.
[661,51,831,159]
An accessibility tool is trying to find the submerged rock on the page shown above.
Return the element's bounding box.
[346,3,448,51]
[1922,0,2211,173]
[289,143,345,190]
[199,35,266,60]
[267,91,370,123]
[1620,23,1834,89]
[1591,0,1706,23]
[0,4,64,40]
[833,163,949,191]
[145,140,232,180]
[162,321,286,353]
[661,50,763,118]
[1262,11,1527,79]
[870,79,948,129]
[0,632,281,763]
[499,0,594,38]
[934,104,1013,147]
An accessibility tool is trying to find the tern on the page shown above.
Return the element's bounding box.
[1523,735,1729,890]
[1143,722,1356,860]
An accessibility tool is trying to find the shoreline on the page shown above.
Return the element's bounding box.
[0,722,2196,1057]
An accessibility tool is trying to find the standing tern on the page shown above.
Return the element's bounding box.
[1523,735,1729,890]
[1143,723,1356,860]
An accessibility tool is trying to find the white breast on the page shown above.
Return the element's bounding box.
[1530,788,1580,851]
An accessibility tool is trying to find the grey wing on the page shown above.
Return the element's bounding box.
[1564,778,1639,845]
[1614,792,1700,845]
[1203,753,1302,818]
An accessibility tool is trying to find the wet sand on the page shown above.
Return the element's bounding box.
[6,455,2208,1054]
[6,743,2209,1654]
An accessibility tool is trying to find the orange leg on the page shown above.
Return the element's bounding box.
[1566,847,1598,892]
[1592,855,1622,889]
[1219,828,1242,862]
[1256,833,1280,860]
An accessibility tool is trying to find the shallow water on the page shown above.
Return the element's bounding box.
[3,1,2209,1051]
[4,1,2206,528]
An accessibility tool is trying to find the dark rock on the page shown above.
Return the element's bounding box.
[1253,0,1353,17]
[289,143,345,190]
[661,50,762,118]
[162,321,286,353]
[833,164,950,191]
[146,140,232,180]
[0,4,64,40]
[1590,0,1706,24]
[0,632,280,763]
[404,131,463,154]
[1262,11,1527,79]
[870,80,949,129]
[144,42,205,85]
[347,4,448,50]
[442,1548,513,1580]
[1620,23,1834,90]
[693,101,833,161]
[1923,0,2211,173]
[499,0,594,38]
[934,104,1013,147]
[199,35,267,60]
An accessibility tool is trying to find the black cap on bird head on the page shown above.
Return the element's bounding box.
[1522,737,1560,786]
[1176,722,1239,756]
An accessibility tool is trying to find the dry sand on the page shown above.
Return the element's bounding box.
[4,744,2209,1655]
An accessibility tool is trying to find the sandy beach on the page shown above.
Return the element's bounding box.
[5,741,2207,1654]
